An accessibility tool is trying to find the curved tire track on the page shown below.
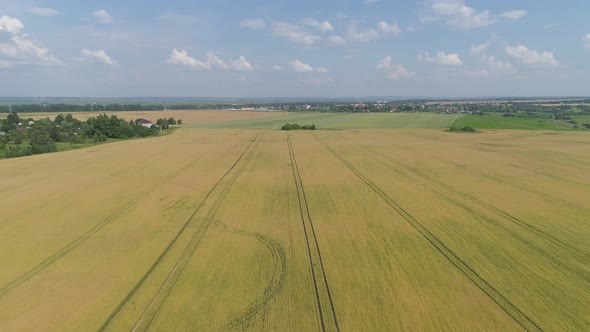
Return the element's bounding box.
[99,132,262,332]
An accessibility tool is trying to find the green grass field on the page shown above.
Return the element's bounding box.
[187,112,460,129]
[1,112,590,331]
[451,114,576,130]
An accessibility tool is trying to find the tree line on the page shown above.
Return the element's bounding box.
[0,112,176,158]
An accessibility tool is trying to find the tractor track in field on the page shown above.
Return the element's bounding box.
[0,151,208,299]
[312,132,544,332]
[213,221,287,330]
[0,149,171,230]
[376,130,590,216]
[354,141,588,260]
[360,148,590,281]
[0,158,100,194]
[99,131,262,332]
[286,133,339,332]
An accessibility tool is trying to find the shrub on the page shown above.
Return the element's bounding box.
[281,123,317,131]
[462,126,476,132]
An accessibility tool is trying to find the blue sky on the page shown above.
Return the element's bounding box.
[0,0,589,97]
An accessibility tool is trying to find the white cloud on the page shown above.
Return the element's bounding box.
[376,56,415,79]
[81,49,117,65]
[272,65,282,70]
[289,59,327,73]
[27,7,61,16]
[479,54,515,74]
[271,21,321,46]
[167,49,209,69]
[167,49,253,71]
[0,35,60,65]
[347,24,379,42]
[429,0,495,29]
[417,51,463,65]
[0,16,60,66]
[301,18,334,32]
[240,18,266,29]
[471,40,492,55]
[328,35,347,46]
[499,10,527,20]
[92,9,113,24]
[228,56,254,71]
[504,44,559,67]
[377,21,401,35]
[0,16,24,34]
[583,33,590,49]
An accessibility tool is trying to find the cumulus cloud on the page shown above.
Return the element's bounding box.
[376,56,415,79]
[429,0,495,29]
[346,24,380,42]
[417,51,463,65]
[27,7,61,16]
[328,35,347,46]
[0,16,60,67]
[240,18,266,29]
[92,9,113,24]
[81,49,117,65]
[377,21,402,34]
[167,49,253,71]
[167,49,209,69]
[271,21,321,46]
[479,54,515,74]
[0,16,24,34]
[470,40,491,55]
[583,33,590,49]
[504,44,559,67]
[289,59,327,73]
[499,10,527,20]
[228,56,254,71]
[301,18,334,32]
[0,36,60,66]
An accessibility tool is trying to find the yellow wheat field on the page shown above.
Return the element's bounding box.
[0,128,589,331]
[7,109,285,124]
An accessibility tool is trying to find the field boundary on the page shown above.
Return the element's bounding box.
[312,132,544,332]
[99,131,262,331]
[0,151,208,298]
[286,132,340,332]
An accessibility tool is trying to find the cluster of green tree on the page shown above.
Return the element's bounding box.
[281,123,316,130]
[449,126,476,133]
[1,112,160,158]
[154,117,181,130]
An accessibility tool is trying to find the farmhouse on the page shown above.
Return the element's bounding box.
[136,119,153,128]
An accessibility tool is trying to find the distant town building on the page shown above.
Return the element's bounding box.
[136,119,153,128]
